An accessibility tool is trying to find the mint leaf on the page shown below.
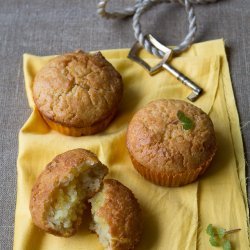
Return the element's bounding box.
[206,224,215,236]
[209,236,220,247]
[177,111,194,130]
[217,227,226,239]
[206,224,240,249]
[223,240,231,250]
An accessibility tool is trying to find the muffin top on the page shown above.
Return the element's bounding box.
[33,51,123,128]
[126,99,216,174]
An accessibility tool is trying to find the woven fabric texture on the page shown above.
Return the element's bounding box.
[0,0,249,249]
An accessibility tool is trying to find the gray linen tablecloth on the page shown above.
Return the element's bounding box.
[0,0,249,249]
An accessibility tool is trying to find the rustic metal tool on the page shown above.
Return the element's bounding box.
[128,34,203,102]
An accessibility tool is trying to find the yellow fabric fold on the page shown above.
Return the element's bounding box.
[14,39,249,250]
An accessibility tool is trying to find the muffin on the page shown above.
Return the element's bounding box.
[29,149,108,237]
[33,50,123,136]
[89,179,142,250]
[126,99,217,187]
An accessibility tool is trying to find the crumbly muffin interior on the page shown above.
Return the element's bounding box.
[47,163,107,235]
[89,191,112,249]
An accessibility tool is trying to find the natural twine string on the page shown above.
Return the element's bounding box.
[97,0,218,57]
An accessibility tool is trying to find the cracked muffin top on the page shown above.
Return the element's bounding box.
[33,50,123,128]
[127,99,216,174]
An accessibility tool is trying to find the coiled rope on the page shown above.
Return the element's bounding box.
[97,0,218,57]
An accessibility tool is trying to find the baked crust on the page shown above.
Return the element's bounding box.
[96,179,142,250]
[126,99,217,186]
[33,50,123,135]
[29,148,108,236]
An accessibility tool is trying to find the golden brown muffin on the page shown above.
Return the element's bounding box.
[29,149,108,237]
[89,179,142,250]
[33,50,123,136]
[126,99,217,187]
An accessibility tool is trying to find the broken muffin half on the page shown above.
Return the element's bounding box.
[29,148,108,237]
[89,179,142,250]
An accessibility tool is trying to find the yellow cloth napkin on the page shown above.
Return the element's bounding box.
[14,39,249,250]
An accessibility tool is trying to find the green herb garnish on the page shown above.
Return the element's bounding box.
[177,111,194,130]
[206,224,240,249]
[206,224,215,236]
[209,236,220,246]
[217,227,226,239]
[223,240,232,250]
